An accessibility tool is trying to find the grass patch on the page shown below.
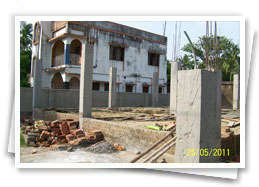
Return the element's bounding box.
[20,131,27,146]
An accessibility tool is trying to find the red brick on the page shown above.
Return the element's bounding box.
[50,120,60,128]
[59,121,70,135]
[69,137,88,146]
[71,129,84,136]
[67,121,77,130]
[85,134,95,139]
[95,133,104,141]
[39,131,50,142]
[66,134,76,142]
[51,127,61,134]
[77,134,85,138]
[87,131,104,142]
[57,134,66,140]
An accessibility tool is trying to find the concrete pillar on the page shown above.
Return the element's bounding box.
[170,61,181,114]
[32,59,42,119]
[108,67,117,108]
[215,70,222,149]
[79,43,94,128]
[152,72,159,107]
[48,89,54,109]
[233,74,240,110]
[175,69,221,163]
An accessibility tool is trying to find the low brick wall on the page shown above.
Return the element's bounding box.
[34,108,79,121]
[34,108,175,155]
[82,118,174,154]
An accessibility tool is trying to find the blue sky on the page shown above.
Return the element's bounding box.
[116,21,240,61]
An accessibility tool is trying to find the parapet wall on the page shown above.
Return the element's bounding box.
[21,83,232,116]
[21,88,170,115]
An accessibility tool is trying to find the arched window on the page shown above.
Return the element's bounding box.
[33,22,40,44]
[51,72,63,89]
[52,40,64,67]
[69,77,80,89]
[70,39,82,65]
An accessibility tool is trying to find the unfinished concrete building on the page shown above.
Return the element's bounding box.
[30,21,167,94]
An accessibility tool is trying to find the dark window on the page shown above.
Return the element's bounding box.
[110,45,124,61]
[33,22,40,44]
[143,86,149,93]
[159,87,163,94]
[104,83,109,91]
[126,85,133,92]
[75,46,81,54]
[148,52,160,66]
[92,82,100,91]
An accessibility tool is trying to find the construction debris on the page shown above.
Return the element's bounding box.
[114,143,126,151]
[146,125,162,131]
[163,121,176,131]
[83,141,118,154]
[20,118,104,149]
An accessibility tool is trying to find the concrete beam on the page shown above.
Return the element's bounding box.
[233,74,240,110]
[79,43,94,128]
[108,67,117,108]
[152,72,159,107]
[170,61,181,114]
[32,58,42,119]
[175,69,221,163]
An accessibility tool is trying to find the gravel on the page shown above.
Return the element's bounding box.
[82,142,118,154]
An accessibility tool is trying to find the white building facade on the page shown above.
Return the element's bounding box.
[31,21,168,94]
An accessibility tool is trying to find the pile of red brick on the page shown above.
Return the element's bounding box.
[21,119,104,148]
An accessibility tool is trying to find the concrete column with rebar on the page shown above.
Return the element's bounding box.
[175,69,221,163]
[170,61,181,114]
[108,67,117,108]
[233,74,240,110]
[32,58,42,119]
[79,43,94,128]
[152,72,159,107]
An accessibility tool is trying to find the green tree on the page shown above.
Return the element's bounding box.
[181,35,240,81]
[20,22,32,87]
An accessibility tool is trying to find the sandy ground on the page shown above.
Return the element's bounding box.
[20,146,174,163]
[20,107,239,163]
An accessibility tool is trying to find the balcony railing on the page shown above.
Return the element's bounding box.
[52,54,64,67]
[70,54,81,65]
[52,54,81,67]
[52,21,67,31]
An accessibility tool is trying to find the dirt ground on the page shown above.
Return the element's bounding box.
[20,145,174,163]
[91,107,240,133]
[20,107,240,163]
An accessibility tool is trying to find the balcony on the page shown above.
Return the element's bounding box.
[70,54,81,65]
[52,21,67,31]
[52,54,64,67]
[51,54,81,67]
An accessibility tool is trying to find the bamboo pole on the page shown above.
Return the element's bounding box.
[143,136,177,163]
[129,128,176,163]
[150,141,176,163]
